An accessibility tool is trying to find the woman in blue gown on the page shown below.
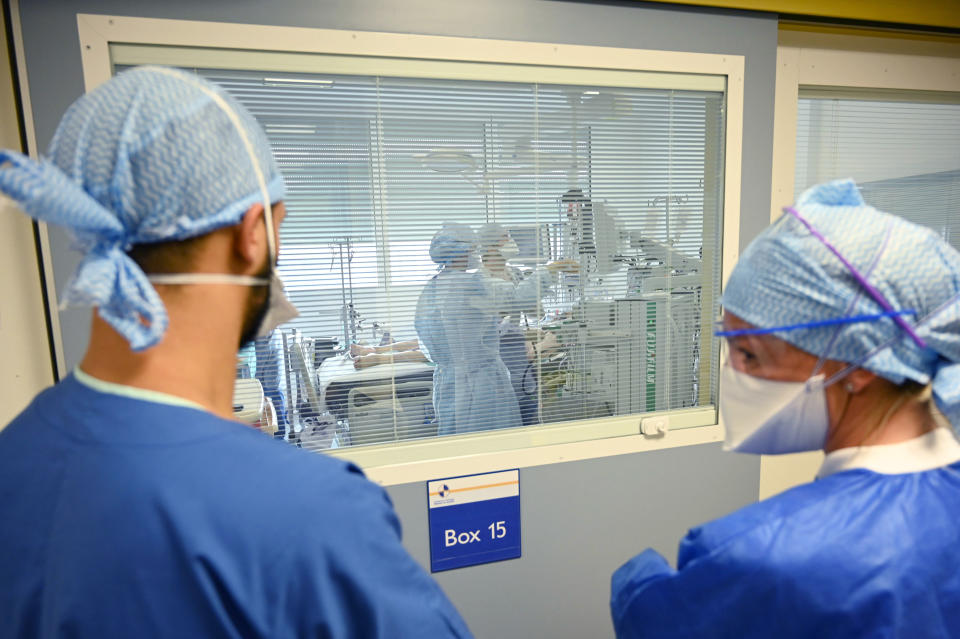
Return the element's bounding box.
[611,179,960,638]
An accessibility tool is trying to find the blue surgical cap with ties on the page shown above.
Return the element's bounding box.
[722,179,960,428]
[0,66,285,351]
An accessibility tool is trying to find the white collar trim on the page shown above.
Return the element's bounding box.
[73,367,206,411]
[817,427,960,479]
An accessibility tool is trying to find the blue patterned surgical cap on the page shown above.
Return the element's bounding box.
[430,222,477,265]
[0,66,284,351]
[723,179,960,427]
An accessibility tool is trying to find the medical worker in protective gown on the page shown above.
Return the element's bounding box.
[477,222,560,426]
[415,223,572,435]
[611,179,960,638]
[0,67,470,638]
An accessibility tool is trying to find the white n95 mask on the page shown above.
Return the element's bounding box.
[257,272,299,338]
[719,362,829,455]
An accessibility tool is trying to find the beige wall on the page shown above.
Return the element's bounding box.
[0,7,53,428]
[759,451,822,500]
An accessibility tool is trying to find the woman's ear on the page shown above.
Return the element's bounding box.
[845,368,878,394]
[235,203,266,265]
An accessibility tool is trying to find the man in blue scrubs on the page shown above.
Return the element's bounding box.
[0,67,470,638]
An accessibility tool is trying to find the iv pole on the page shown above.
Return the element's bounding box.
[334,238,359,347]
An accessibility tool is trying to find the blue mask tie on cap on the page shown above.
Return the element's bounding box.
[714,309,918,339]
[716,207,922,358]
[783,205,927,349]
[717,206,927,389]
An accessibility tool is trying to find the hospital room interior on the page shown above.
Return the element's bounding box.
[1,1,958,636]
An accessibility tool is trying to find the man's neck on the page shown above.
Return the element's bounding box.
[79,290,245,420]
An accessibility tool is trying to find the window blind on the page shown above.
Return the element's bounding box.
[795,91,960,250]
[117,58,726,451]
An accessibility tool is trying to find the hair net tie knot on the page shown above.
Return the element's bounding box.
[64,242,168,352]
[0,149,168,351]
[796,178,865,208]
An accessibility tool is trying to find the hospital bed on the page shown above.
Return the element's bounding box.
[316,356,437,446]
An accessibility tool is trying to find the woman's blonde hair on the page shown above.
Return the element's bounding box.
[863,379,934,442]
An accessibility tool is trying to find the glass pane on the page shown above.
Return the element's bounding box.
[795,96,960,250]
[117,64,726,451]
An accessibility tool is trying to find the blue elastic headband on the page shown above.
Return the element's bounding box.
[715,309,918,338]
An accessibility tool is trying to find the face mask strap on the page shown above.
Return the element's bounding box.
[148,273,269,287]
[783,206,926,349]
[822,361,857,389]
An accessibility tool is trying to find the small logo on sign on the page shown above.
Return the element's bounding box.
[438,484,451,498]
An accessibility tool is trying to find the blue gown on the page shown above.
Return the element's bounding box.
[611,458,960,638]
[0,374,471,638]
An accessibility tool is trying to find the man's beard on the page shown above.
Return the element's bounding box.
[238,261,272,349]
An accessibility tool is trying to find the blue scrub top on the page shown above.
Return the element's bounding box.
[611,434,960,638]
[0,374,471,638]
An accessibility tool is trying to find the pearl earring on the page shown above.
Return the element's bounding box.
[845,382,855,393]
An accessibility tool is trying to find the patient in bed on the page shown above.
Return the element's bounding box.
[350,339,428,369]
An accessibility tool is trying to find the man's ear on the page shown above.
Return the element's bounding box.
[235,203,266,265]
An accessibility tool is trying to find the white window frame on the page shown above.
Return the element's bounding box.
[74,14,744,485]
[762,28,960,500]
